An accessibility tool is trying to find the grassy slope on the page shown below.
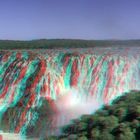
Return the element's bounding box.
[0,39,140,49]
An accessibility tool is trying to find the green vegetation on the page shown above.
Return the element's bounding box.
[0,39,140,49]
[48,90,140,140]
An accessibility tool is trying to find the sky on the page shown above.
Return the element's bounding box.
[0,0,140,40]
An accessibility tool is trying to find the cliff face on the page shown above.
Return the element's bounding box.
[0,47,140,138]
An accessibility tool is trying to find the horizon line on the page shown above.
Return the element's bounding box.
[0,38,140,42]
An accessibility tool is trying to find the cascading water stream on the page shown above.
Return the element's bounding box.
[0,47,140,138]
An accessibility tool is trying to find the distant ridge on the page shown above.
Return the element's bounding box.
[0,39,140,49]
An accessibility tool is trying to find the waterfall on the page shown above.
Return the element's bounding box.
[0,47,140,138]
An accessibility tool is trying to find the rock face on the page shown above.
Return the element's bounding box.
[0,47,140,139]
